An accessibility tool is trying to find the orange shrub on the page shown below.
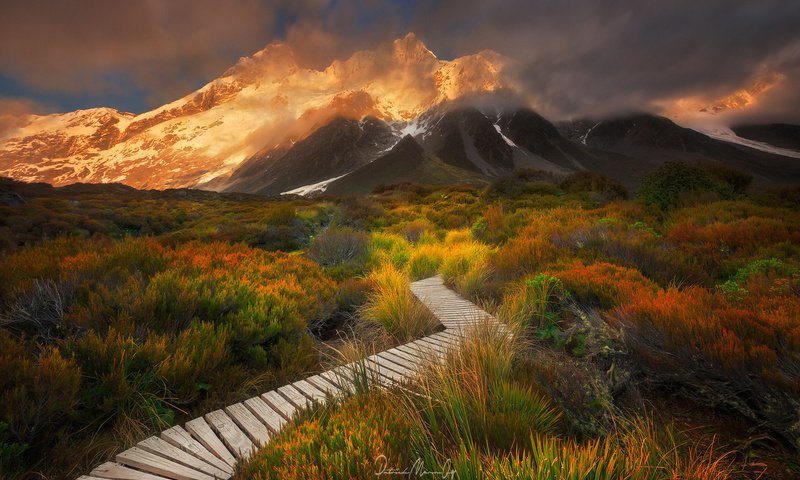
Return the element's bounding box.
[614,286,798,391]
[493,235,558,281]
[549,261,658,309]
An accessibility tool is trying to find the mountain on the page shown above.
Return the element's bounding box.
[0,34,509,189]
[219,116,396,195]
[731,123,800,151]
[560,114,800,186]
[2,33,799,196]
[323,135,487,196]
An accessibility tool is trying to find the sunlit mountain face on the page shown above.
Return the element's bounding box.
[0,33,510,189]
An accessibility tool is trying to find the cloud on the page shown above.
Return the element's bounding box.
[1,0,799,124]
[0,0,277,108]
[407,0,800,122]
[0,97,50,139]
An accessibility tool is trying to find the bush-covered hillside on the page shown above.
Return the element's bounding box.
[1,166,798,479]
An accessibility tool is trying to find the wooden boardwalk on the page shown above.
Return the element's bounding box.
[77,276,502,480]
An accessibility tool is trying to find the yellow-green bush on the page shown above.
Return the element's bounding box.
[359,264,438,342]
[237,394,415,480]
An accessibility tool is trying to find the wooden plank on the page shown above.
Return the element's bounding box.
[364,358,404,383]
[437,330,463,342]
[304,374,342,396]
[160,426,233,475]
[137,436,230,479]
[377,351,418,374]
[277,384,313,410]
[385,346,424,364]
[78,476,107,480]
[184,418,236,468]
[399,342,441,359]
[116,447,214,480]
[205,410,254,461]
[225,403,271,447]
[244,396,286,434]
[370,354,410,376]
[292,379,327,403]
[321,368,351,390]
[319,370,354,394]
[92,462,172,480]
[429,333,457,346]
[261,390,297,420]
[416,337,448,353]
[422,336,452,350]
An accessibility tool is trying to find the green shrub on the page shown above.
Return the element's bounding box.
[638,161,730,211]
[561,171,628,201]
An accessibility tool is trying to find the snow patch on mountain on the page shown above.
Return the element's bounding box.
[493,124,517,147]
[690,125,800,159]
[281,173,349,196]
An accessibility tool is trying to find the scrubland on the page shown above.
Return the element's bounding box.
[1,162,798,478]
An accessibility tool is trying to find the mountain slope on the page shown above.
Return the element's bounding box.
[562,114,800,186]
[731,123,800,151]
[220,117,396,195]
[0,34,509,189]
[323,136,487,196]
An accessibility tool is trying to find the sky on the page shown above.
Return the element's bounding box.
[1,0,799,124]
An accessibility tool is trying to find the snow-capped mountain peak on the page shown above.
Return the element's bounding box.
[0,34,510,189]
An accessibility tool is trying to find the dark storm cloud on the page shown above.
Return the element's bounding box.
[1,0,799,122]
[408,0,800,121]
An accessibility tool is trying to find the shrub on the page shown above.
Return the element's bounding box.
[307,227,369,268]
[471,204,509,244]
[550,261,659,309]
[333,197,385,229]
[497,273,563,330]
[438,240,492,285]
[561,171,628,201]
[369,232,410,269]
[493,235,557,281]
[237,394,415,480]
[613,286,800,447]
[359,264,438,343]
[445,417,735,479]
[702,161,753,194]
[390,219,435,243]
[0,330,81,451]
[638,161,730,211]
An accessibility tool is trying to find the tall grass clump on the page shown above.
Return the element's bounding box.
[359,264,438,343]
[420,416,734,480]
[407,243,445,280]
[497,273,563,330]
[409,321,561,454]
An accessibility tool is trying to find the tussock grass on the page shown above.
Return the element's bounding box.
[407,319,561,453]
[497,273,562,330]
[359,264,439,343]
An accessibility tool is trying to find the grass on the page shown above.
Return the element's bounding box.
[238,321,737,480]
[358,263,439,343]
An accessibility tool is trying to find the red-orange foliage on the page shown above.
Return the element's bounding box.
[667,218,799,261]
[549,261,658,309]
[493,235,558,280]
[613,286,799,392]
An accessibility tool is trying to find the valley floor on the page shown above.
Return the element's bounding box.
[0,165,799,478]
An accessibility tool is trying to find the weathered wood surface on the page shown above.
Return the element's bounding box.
[78,275,502,480]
